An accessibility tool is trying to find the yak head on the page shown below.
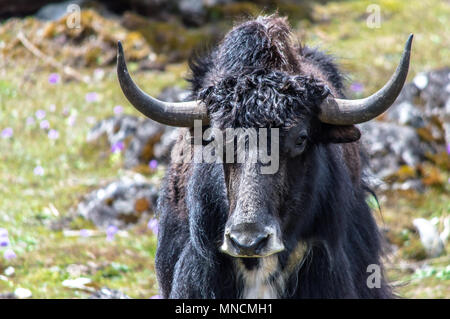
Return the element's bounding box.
[117,16,412,258]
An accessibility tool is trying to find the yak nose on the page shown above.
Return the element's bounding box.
[228,231,270,256]
[221,223,284,257]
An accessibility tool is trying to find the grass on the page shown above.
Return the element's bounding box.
[0,63,186,298]
[0,0,448,298]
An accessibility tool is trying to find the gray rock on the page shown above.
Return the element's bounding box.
[419,67,450,116]
[87,115,140,148]
[123,119,166,169]
[76,175,158,229]
[0,292,16,299]
[36,0,84,21]
[157,86,191,102]
[89,287,131,299]
[360,121,426,179]
[386,101,425,128]
[87,86,188,168]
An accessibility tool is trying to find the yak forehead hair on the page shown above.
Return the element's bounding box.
[199,68,330,129]
[189,14,331,129]
[214,14,301,76]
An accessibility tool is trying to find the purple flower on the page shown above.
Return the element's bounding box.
[49,104,56,112]
[48,73,60,84]
[62,107,71,116]
[1,127,13,139]
[0,228,9,247]
[26,117,35,126]
[85,92,99,103]
[150,295,162,299]
[110,141,124,153]
[0,237,10,247]
[67,115,76,126]
[149,159,158,170]
[447,143,450,155]
[35,110,46,120]
[48,129,59,140]
[350,82,364,93]
[79,229,89,238]
[40,120,50,130]
[33,166,44,176]
[113,105,124,115]
[3,249,16,260]
[147,218,159,235]
[106,225,118,241]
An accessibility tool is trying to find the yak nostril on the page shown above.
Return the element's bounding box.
[228,232,270,254]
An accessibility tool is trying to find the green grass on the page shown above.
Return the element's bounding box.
[0,64,186,298]
[0,0,448,298]
[295,0,450,95]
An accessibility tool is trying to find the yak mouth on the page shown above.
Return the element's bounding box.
[219,247,285,259]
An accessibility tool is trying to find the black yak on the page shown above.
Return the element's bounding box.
[117,15,412,298]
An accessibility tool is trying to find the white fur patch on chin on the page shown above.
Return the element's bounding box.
[237,255,282,299]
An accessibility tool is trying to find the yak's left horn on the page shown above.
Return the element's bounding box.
[117,41,209,127]
[318,34,413,125]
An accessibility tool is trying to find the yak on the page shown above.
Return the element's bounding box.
[116,15,412,298]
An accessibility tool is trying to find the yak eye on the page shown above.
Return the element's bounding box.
[296,134,307,146]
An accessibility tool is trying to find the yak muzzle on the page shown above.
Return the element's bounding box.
[220,223,285,258]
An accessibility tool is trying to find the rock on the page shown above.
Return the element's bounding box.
[419,68,450,115]
[35,0,84,21]
[87,115,140,148]
[123,119,166,169]
[89,287,131,299]
[360,121,427,180]
[14,287,32,299]
[386,101,425,128]
[62,277,92,290]
[1,9,154,68]
[157,86,192,102]
[0,292,17,299]
[413,218,445,258]
[87,114,174,168]
[0,0,59,17]
[4,266,14,276]
[179,0,207,26]
[88,86,189,168]
[413,72,428,90]
[369,67,450,187]
[66,264,90,277]
[75,175,158,229]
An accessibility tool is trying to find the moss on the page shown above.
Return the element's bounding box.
[122,12,217,63]
[402,237,428,261]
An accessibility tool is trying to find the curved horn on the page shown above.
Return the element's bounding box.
[117,41,208,127]
[319,34,413,125]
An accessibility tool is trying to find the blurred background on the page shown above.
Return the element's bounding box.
[0,0,448,299]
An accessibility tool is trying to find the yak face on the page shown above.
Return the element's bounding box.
[194,18,362,258]
[200,71,362,258]
[219,122,312,258]
[213,95,361,258]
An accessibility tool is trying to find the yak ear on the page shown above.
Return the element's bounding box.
[319,124,361,144]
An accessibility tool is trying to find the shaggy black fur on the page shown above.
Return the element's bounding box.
[156,15,393,299]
